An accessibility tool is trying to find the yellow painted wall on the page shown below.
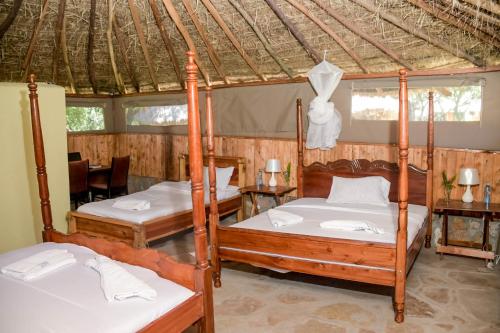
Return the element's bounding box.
[0,82,69,253]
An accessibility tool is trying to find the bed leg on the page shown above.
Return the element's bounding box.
[213,257,222,288]
[394,301,405,323]
[425,235,431,248]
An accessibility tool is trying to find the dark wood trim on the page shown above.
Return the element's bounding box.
[425,91,434,248]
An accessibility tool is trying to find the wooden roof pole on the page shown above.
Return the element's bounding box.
[21,0,50,80]
[60,14,76,93]
[311,0,415,70]
[181,0,229,84]
[228,0,294,78]
[285,0,368,73]
[394,68,409,323]
[440,0,500,32]
[108,0,125,94]
[148,0,183,88]
[128,0,160,91]
[185,50,215,332]
[200,0,267,81]
[161,0,211,86]
[0,0,23,40]
[407,0,499,49]
[351,0,485,67]
[113,15,140,93]
[87,0,97,93]
[461,0,500,16]
[264,0,321,64]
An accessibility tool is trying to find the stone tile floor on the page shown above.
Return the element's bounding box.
[152,230,500,333]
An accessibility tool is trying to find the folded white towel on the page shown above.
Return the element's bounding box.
[320,220,384,234]
[1,249,76,281]
[86,255,157,302]
[112,199,151,211]
[267,208,304,228]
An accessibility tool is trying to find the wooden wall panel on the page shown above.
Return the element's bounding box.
[67,133,499,204]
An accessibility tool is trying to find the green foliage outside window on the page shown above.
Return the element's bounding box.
[66,106,105,132]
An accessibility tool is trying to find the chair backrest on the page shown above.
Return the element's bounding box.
[69,159,89,194]
[109,156,130,188]
[68,152,82,162]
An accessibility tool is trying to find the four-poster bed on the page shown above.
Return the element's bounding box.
[0,53,214,332]
[67,137,245,249]
[210,69,435,322]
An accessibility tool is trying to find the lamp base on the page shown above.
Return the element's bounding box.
[268,172,277,187]
[462,185,474,203]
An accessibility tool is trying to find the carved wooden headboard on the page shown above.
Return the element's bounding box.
[178,153,246,188]
[301,159,428,206]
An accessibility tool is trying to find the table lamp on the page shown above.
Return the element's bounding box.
[266,159,281,187]
[458,168,479,203]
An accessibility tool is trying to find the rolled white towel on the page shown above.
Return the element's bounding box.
[267,208,304,228]
[86,255,157,302]
[1,249,76,281]
[320,220,384,234]
[112,199,151,211]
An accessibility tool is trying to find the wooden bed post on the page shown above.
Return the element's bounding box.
[425,91,435,248]
[185,51,214,333]
[205,87,222,288]
[296,98,304,198]
[394,69,409,323]
[27,74,54,241]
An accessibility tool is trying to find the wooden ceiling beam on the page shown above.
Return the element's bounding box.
[113,15,140,92]
[406,0,500,49]
[311,0,415,70]
[285,0,369,73]
[21,0,50,80]
[200,0,267,81]
[108,0,125,94]
[0,0,23,41]
[52,0,76,94]
[351,0,485,67]
[182,0,229,84]
[128,0,160,91]
[87,0,97,93]
[264,0,321,64]
[229,0,294,78]
[461,0,500,16]
[148,0,183,88]
[161,0,211,86]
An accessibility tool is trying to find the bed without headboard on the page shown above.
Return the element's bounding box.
[209,69,435,323]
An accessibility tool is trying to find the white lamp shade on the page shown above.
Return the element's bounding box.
[266,159,281,173]
[458,168,479,185]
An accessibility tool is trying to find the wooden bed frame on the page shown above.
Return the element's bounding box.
[210,69,435,323]
[23,52,215,332]
[67,153,245,248]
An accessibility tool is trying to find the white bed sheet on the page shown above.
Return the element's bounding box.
[77,181,240,224]
[230,198,428,248]
[0,242,194,333]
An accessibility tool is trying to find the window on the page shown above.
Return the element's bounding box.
[352,85,482,121]
[66,106,105,132]
[126,105,188,126]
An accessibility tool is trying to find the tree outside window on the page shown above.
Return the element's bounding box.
[66,106,105,132]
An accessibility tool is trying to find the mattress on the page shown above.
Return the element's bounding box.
[77,181,240,224]
[230,197,428,248]
[0,242,194,333]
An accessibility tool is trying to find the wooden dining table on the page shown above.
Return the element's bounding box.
[88,165,111,183]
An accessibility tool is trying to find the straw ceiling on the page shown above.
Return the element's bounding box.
[0,0,499,95]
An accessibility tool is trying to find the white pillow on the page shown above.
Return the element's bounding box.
[203,166,235,190]
[326,176,391,206]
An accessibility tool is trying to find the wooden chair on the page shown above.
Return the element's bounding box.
[67,151,82,162]
[90,156,130,200]
[69,159,89,209]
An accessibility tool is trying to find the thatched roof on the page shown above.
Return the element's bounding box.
[0,0,499,95]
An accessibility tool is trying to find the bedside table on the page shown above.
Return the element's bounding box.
[240,185,296,218]
[434,199,500,260]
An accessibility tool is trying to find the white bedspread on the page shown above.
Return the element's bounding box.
[230,198,428,247]
[0,242,194,333]
[78,181,240,224]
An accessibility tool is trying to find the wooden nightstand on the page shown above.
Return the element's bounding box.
[434,199,500,260]
[240,185,296,218]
